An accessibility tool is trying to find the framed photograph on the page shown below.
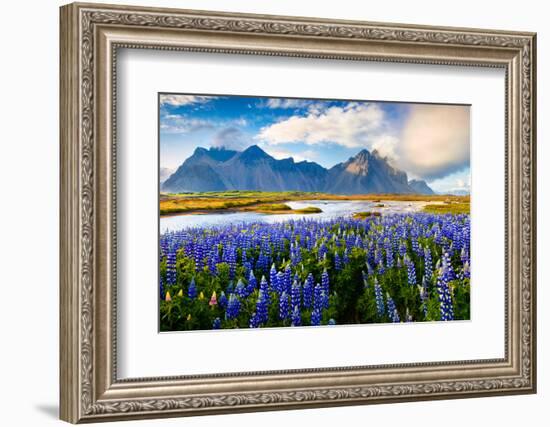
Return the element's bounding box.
[60,2,537,423]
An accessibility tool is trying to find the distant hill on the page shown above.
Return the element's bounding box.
[162,145,434,195]
[408,179,435,195]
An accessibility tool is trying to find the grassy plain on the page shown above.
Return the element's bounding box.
[160,190,470,216]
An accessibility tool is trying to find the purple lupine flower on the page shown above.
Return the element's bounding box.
[334,252,342,271]
[405,255,416,286]
[194,243,203,272]
[235,278,247,298]
[247,270,257,294]
[321,269,330,302]
[398,240,407,257]
[159,275,165,300]
[255,290,269,325]
[384,238,394,268]
[225,294,240,320]
[279,292,290,320]
[284,264,292,294]
[276,271,285,294]
[165,250,177,285]
[424,247,433,282]
[218,291,228,309]
[188,277,197,299]
[463,261,470,279]
[374,278,385,317]
[419,278,429,319]
[386,294,400,323]
[343,248,349,265]
[291,305,302,326]
[269,263,278,292]
[313,283,323,312]
[212,317,221,329]
[260,275,270,305]
[303,273,314,309]
[318,242,327,261]
[377,259,385,275]
[437,256,455,321]
[310,309,322,326]
[291,279,301,310]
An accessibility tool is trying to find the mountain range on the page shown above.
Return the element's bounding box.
[161,145,434,195]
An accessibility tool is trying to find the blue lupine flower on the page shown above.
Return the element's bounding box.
[405,255,416,286]
[212,317,221,329]
[437,257,455,321]
[313,283,323,311]
[218,291,228,309]
[188,277,197,299]
[235,278,247,298]
[303,273,314,308]
[255,290,269,324]
[291,305,302,326]
[158,212,470,330]
[310,308,322,326]
[279,292,290,320]
[249,313,260,328]
[343,248,349,265]
[384,238,394,268]
[321,269,330,308]
[225,294,241,320]
[284,265,292,294]
[419,277,429,318]
[377,259,385,275]
[276,271,285,294]
[269,263,278,292]
[463,261,470,279]
[424,247,433,282]
[291,280,301,309]
[260,275,270,305]
[318,242,327,261]
[374,279,385,317]
[386,294,400,323]
[334,252,342,270]
[165,250,177,285]
[398,240,407,257]
[247,270,257,294]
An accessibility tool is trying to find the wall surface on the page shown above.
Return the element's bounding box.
[0,0,546,426]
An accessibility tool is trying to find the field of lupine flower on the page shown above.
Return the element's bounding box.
[159,213,470,331]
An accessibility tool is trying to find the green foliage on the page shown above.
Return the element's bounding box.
[159,217,471,331]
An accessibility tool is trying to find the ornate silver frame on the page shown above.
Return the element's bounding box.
[59,2,537,423]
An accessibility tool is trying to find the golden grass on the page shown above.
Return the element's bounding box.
[422,202,470,215]
[159,190,470,216]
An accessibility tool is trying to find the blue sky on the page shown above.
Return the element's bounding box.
[160,94,471,194]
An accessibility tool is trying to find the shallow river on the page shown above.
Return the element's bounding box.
[160,200,432,233]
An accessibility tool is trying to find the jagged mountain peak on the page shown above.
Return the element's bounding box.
[162,145,434,195]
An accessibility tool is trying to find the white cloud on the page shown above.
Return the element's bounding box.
[160,114,246,135]
[399,105,470,180]
[261,147,318,163]
[160,117,213,134]
[263,98,312,109]
[370,134,399,161]
[212,127,250,150]
[160,94,216,107]
[256,103,386,148]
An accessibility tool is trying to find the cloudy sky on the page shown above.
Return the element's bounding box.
[160,94,470,194]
